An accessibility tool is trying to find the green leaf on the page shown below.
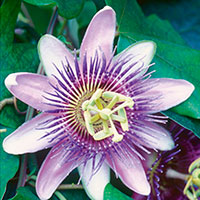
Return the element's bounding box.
[162,110,200,138]
[0,127,19,199]
[27,154,38,176]
[51,190,90,200]
[57,35,72,45]
[106,0,185,45]
[104,183,133,200]
[23,2,53,34]
[11,187,39,200]
[76,0,97,29]
[92,0,105,10]
[141,0,200,50]
[23,0,85,19]
[76,0,97,46]
[106,0,200,119]
[0,0,39,128]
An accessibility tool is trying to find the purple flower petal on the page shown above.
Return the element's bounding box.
[4,72,57,111]
[130,121,174,151]
[111,41,156,78]
[136,78,195,113]
[78,155,110,200]
[106,153,150,195]
[80,6,115,67]
[3,113,58,154]
[38,34,75,77]
[36,141,83,200]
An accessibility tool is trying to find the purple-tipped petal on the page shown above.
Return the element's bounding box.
[38,34,75,77]
[137,78,195,113]
[111,41,156,78]
[106,154,150,195]
[78,155,110,200]
[36,142,82,200]
[3,113,58,154]
[80,6,116,66]
[4,72,57,111]
[130,121,174,151]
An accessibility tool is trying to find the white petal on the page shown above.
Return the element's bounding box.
[3,113,60,154]
[131,121,175,151]
[78,155,110,200]
[38,34,75,77]
[136,78,195,113]
[5,72,57,111]
[106,153,150,195]
[36,142,83,200]
[111,41,156,83]
[80,6,116,67]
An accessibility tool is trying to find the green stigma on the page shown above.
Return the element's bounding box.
[184,158,200,199]
[82,89,134,142]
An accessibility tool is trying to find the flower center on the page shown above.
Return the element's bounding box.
[82,89,134,142]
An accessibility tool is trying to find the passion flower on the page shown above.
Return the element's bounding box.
[132,122,200,200]
[3,6,194,200]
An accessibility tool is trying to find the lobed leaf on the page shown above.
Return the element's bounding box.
[141,0,200,50]
[11,187,39,200]
[104,183,133,200]
[23,0,85,19]
[162,110,200,138]
[0,127,19,199]
[0,0,39,128]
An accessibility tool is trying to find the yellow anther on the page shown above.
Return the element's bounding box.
[111,99,134,114]
[82,100,90,111]
[127,97,134,108]
[93,128,113,140]
[111,114,126,123]
[102,91,128,102]
[189,158,200,173]
[106,95,119,109]
[102,120,109,134]
[183,158,200,199]
[99,108,111,120]
[109,117,123,142]
[112,134,123,142]
[82,89,133,143]
[95,98,103,109]
[99,113,109,120]
[90,114,100,123]
[90,89,103,101]
[84,111,95,136]
[118,108,129,131]
[192,169,200,187]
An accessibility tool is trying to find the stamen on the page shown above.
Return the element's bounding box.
[183,158,200,199]
[82,89,134,142]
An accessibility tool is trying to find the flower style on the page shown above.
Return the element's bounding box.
[3,6,194,200]
[132,122,200,200]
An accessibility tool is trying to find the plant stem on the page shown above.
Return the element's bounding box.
[27,177,83,190]
[58,184,84,190]
[17,154,28,188]
[16,6,59,189]
[0,129,7,133]
[21,3,35,28]
[0,97,14,110]
[47,6,58,34]
[54,191,67,200]
[57,18,67,36]
[13,97,26,114]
